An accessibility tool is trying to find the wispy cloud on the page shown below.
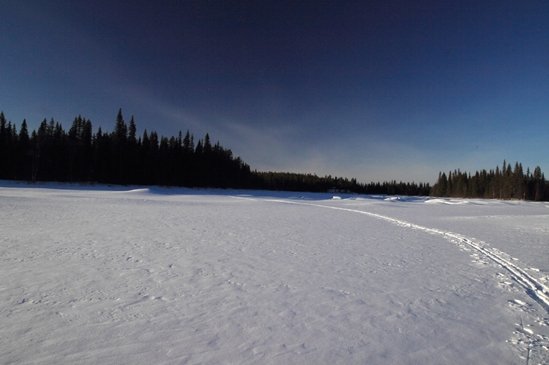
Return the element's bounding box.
[216,121,300,170]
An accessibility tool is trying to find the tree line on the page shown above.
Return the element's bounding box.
[0,110,432,195]
[2,110,546,200]
[0,110,252,188]
[254,171,430,195]
[10,110,547,201]
[431,161,547,201]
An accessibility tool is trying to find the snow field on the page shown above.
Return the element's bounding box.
[0,184,548,364]
[264,198,549,311]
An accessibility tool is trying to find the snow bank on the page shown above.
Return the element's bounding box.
[425,198,470,205]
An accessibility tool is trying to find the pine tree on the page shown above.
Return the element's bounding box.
[183,130,194,153]
[128,116,137,145]
[533,166,544,201]
[204,133,212,153]
[0,112,6,138]
[114,108,127,142]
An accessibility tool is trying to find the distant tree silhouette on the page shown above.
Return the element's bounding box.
[432,162,547,201]
[0,109,441,196]
[0,110,254,189]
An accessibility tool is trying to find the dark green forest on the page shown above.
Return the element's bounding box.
[0,110,546,200]
[431,162,547,201]
[0,110,251,188]
[0,110,429,195]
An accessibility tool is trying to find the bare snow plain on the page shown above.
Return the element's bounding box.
[1,183,548,364]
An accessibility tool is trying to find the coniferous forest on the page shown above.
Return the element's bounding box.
[0,110,430,195]
[0,110,253,188]
[0,110,546,200]
[431,162,547,201]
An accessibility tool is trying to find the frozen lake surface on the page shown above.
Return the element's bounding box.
[1,182,548,364]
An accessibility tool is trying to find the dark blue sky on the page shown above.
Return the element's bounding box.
[2,1,548,182]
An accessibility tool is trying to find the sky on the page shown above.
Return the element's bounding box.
[1,0,548,183]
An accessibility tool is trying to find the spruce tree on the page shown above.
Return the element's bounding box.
[533,166,544,201]
[114,108,127,142]
[128,116,137,145]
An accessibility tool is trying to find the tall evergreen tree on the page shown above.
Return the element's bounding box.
[114,108,127,143]
[533,166,544,201]
[128,116,137,145]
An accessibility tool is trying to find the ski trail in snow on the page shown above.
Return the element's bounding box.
[239,197,549,313]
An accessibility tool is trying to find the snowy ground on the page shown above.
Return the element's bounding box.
[1,182,548,364]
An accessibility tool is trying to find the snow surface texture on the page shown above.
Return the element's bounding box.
[1,182,548,364]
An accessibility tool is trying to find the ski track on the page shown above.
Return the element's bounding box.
[238,196,549,361]
[251,197,549,314]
